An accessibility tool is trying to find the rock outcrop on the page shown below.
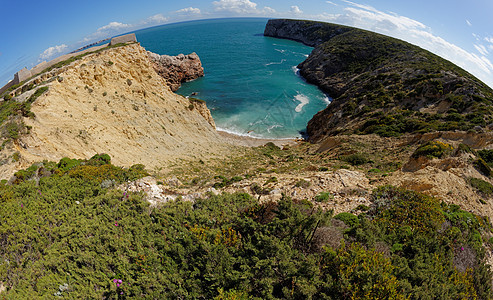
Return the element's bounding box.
[147,51,204,91]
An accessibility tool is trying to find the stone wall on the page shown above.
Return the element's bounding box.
[0,68,32,96]
[109,33,137,46]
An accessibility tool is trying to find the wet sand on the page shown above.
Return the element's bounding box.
[217,130,301,148]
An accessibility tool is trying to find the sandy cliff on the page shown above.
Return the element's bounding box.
[0,43,234,179]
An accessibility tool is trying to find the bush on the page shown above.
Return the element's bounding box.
[213,175,243,188]
[334,212,359,227]
[294,179,310,188]
[314,191,333,203]
[469,177,493,195]
[477,149,493,165]
[473,158,492,177]
[5,121,21,139]
[341,153,369,166]
[87,153,112,166]
[0,156,491,299]
[412,140,453,159]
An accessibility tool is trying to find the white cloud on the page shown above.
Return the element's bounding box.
[97,22,131,32]
[212,0,258,14]
[40,44,68,60]
[81,21,133,43]
[466,19,472,27]
[263,6,276,14]
[176,7,201,14]
[341,5,427,33]
[290,6,303,15]
[326,1,338,6]
[309,1,493,87]
[145,14,168,24]
[475,44,489,56]
[485,36,493,44]
[211,0,276,16]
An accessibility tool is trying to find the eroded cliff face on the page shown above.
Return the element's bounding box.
[0,43,231,179]
[147,52,204,92]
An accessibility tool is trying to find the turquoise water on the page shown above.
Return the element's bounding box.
[135,18,329,139]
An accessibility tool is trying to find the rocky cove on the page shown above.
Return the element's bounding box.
[1,18,493,298]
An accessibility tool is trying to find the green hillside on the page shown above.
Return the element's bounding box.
[265,19,493,141]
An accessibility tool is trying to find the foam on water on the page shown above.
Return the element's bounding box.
[294,93,310,112]
[265,59,286,66]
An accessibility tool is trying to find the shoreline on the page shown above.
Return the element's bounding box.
[217,129,301,148]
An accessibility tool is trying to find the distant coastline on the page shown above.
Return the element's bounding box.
[69,38,111,54]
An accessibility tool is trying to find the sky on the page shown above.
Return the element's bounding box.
[1,0,493,88]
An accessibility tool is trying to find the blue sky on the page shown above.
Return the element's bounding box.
[1,0,493,88]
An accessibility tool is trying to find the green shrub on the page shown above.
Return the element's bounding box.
[370,185,444,232]
[341,153,369,166]
[0,153,491,299]
[27,86,48,103]
[57,157,81,171]
[213,175,243,188]
[412,140,453,159]
[294,179,310,188]
[87,153,111,166]
[334,212,359,227]
[456,143,473,154]
[477,149,493,165]
[11,151,20,162]
[250,182,271,195]
[14,164,39,182]
[469,177,493,195]
[314,191,333,203]
[473,158,492,177]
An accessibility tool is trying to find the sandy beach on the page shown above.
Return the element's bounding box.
[217,130,300,148]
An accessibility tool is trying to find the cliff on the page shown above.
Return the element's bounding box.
[147,51,204,92]
[265,19,493,142]
[0,43,229,180]
[264,18,493,233]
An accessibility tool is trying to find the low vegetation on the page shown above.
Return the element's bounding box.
[0,156,491,298]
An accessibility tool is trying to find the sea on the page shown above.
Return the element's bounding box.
[135,18,329,139]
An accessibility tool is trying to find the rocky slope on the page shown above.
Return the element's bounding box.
[0,43,231,180]
[264,19,493,227]
[265,19,493,142]
[147,51,204,92]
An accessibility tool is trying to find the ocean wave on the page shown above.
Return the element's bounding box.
[291,66,300,76]
[275,48,286,53]
[321,95,331,104]
[267,124,283,133]
[294,93,310,112]
[265,59,286,66]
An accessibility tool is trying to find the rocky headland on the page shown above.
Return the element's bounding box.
[265,19,493,141]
